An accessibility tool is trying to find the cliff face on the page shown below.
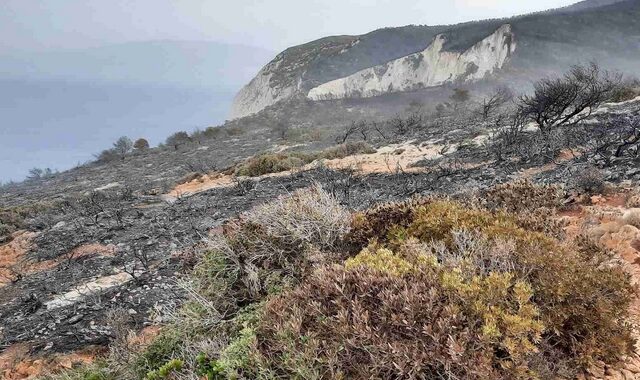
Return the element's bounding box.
[229,25,514,119]
[308,24,515,101]
[228,57,300,120]
[229,0,640,120]
[228,35,362,120]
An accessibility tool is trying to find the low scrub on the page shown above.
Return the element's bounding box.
[258,199,635,379]
[622,209,640,229]
[610,80,640,102]
[41,362,114,380]
[191,184,350,316]
[235,142,376,177]
[572,167,606,194]
[235,151,315,177]
[0,201,55,243]
[320,141,376,159]
[132,329,185,379]
[478,180,563,213]
[48,185,635,379]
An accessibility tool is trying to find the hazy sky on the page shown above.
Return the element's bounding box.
[1,0,579,54]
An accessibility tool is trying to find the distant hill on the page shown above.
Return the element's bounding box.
[563,0,628,11]
[0,40,276,90]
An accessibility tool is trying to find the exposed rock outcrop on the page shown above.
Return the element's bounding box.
[229,0,640,121]
[308,24,516,100]
[228,57,301,120]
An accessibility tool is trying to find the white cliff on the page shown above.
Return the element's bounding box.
[228,56,300,120]
[308,24,516,101]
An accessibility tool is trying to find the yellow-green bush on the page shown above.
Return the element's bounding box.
[235,152,315,177]
[234,142,376,177]
[320,141,376,160]
[133,328,184,379]
[145,359,183,380]
[257,199,635,379]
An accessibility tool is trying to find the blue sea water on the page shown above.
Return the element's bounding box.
[0,79,235,182]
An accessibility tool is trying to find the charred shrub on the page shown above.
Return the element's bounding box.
[573,167,606,194]
[582,113,640,166]
[478,180,563,213]
[518,63,621,136]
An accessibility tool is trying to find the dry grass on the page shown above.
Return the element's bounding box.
[622,209,640,229]
[191,184,350,316]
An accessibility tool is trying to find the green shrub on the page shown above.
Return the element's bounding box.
[133,328,184,378]
[217,325,258,378]
[259,255,542,379]
[235,152,316,177]
[196,354,226,380]
[145,359,184,380]
[257,199,635,379]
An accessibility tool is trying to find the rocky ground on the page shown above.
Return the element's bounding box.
[1,97,640,378]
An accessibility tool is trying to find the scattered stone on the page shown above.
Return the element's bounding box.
[66,314,84,325]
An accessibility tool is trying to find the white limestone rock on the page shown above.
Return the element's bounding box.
[308,24,516,101]
[228,56,300,120]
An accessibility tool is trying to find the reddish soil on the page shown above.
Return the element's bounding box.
[0,326,161,379]
[562,192,640,379]
[0,231,37,286]
[1,237,118,288]
[0,344,104,380]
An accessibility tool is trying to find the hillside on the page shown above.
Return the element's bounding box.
[3,1,640,378]
[564,0,628,11]
[230,0,640,119]
[2,54,640,377]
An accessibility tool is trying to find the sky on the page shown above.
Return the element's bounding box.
[1,0,579,54]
